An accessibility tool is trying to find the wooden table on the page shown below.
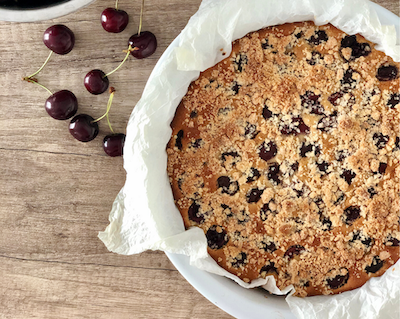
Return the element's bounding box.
[0,1,398,318]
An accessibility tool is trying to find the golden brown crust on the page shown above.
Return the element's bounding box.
[167,22,400,297]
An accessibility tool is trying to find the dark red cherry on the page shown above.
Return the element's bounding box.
[188,202,205,224]
[284,245,305,259]
[246,167,260,183]
[267,162,281,185]
[84,69,109,95]
[231,252,247,268]
[217,176,239,196]
[342,206,360,225]
[260,240,277,253]
[43,24,75,55]
[260,200,278,221]
[206,225,229,250]
[258,141,277,161]
[376,65,398,81]
[246,188,263,203]
[69,114,99,142]
[365,256,384,274]
[326,268,349,289]
[308,30,328,45]
[45,90,78,120]
[128,31,157,59]
[103,133,126,157]
[260,262,278,275]
[341,169,356,185]
[280,116,309,135]
[101,8,129,33]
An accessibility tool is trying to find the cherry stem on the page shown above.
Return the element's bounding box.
[115,0,119,10]
[24,78,53,96]
[138,0,144,35]
[93,87,115,133]
[25,51,53,80]
[104,45,136,78]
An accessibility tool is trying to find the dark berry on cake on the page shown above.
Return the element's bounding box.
[231,252,248,268]
[258,141,278,161]
[326,268,349,289]
[340,169,356,185]
[343,206,361,225]
[260,261,278,276]
[246,188,264,203]
[387,93,400,108]
[206,225,229,250]
[260,200,278,222]
[373,132,389,150]
[247,167,261,183]
[284,245,305,260]
[267,162,281,185]
[365,256,385,274]
[376,64,398,81]
[188,201,205,224]
[280,116,310,135]
[217,176,239,195]
[308,30,328,45]
[301,91,324,115]
[175,130,184,150]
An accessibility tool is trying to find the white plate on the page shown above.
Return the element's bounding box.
[163,2,399,319]
[0,0,95,22]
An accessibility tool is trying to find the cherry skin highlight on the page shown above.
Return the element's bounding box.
[101,8,129,33]
[43,24,75,55]
[69,114,99,142]
[45,90,78,120]
[103,133,126,157]
[84,69,109,95]
[128,31,157,59]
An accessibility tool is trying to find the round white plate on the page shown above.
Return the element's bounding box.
[0,0,95,22]
[162,2,399,319]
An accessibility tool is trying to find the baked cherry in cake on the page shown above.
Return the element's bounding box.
[167,22,399,297]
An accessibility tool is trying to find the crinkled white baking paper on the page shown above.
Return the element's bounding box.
[99,0,400,318]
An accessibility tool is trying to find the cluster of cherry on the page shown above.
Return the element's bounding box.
[23,0,157,157]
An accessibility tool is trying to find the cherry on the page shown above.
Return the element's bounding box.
[43,24,75,55]
[258,141,277,161]
[326,268,349,289]
[206,225,229,250]
[84,45,135,95]
[188,201,204,224]
[217,176,239,196]
[128,31,157,59]
[84,69,109,95]
[23,78,79,121]
[103,133,126,157]
[246,188,263,203]
[24,25,75,85]
[376,65,398,81]
[45,90,78,120]
[284,245,305,259]
[94,88,126,156]
[127,0,157,59]
[69,114,99,142]
[175,130,184,150]
[101,7,129,33]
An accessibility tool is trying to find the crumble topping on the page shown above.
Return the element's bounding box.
[167,22,400,297]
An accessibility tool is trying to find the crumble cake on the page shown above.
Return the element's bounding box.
[166,22,400,296]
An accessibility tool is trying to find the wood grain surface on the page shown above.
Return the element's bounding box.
[0,1,398,318]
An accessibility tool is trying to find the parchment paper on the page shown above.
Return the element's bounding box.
[98,0,400,318]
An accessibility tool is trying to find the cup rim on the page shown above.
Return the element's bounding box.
[0,0,95,22]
